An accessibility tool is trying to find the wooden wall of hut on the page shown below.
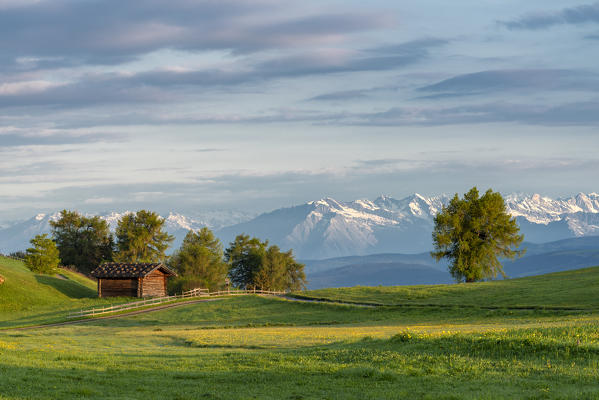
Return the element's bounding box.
[98,278,138,298]
[140,269,168,297]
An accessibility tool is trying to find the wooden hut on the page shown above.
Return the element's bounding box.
[90,262,177,298]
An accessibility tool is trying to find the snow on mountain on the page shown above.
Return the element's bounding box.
[0,210,252,254]
[217,193,452,259]
[218,192,599,259]
[505,193,599,224]
[1,192,598,258]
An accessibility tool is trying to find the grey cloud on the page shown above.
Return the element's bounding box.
[501,2,599,30]
[171,99,599,127]
[0,0,392,68]
[6,156,599,222]
[0,132,122,147]
[365,38,449,57]
[351,100,599,127]
[195,148,225,153]
[0,38,448,109]
[0,160,67,178]
[258,38,448,77]
[418,69,599,97]
[31,98,599,129]
[0,75,171,108]
[308,90,369,101]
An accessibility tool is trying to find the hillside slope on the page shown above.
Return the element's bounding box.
[302,236,599,288]
[300,265,599,309]
[0,256,100,326]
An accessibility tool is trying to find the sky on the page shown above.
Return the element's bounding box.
[1,0,598,221]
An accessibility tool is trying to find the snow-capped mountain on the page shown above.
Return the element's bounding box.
[505,193,599,225]
[218,192,599,259]
[505,193,599,239]
[0,210,252,254]
[2,192,598,259]
[217,194,450,259]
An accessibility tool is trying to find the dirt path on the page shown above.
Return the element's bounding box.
[5,295,370,331]
[4,298,223,331]
[5,294,594,332]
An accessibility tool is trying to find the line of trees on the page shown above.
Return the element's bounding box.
[23,209,306,292]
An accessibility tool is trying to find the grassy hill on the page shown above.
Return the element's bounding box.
[299,266,599,309]
[0,256,108,327]
[1,262,599,398]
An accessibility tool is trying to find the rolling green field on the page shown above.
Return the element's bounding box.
[1,256,599,399]
[0,257,133,328]
[300,267,599,309]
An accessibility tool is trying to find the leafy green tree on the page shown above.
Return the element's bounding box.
[225,234,267,289]
[50,210,114,274]
[284,252,307,291]
[225,234,306,291]
[115,210,174,263]
[168,228,228,292]
[24,234,60,274]
[431,187,525,283]
[253,246,307,291]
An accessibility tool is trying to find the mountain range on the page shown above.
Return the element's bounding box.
[1,192,598,261]
[218,192,599,259]
[302,236,599,289]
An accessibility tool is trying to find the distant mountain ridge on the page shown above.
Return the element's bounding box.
[218,192,599,259]
[0,210,252,254]
[1,192,598,258]
[303,236,599,289]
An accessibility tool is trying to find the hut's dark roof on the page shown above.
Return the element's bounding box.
[91,263,177,278]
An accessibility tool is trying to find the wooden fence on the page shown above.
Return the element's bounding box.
[0,254,25,261]
[67,288,287,319]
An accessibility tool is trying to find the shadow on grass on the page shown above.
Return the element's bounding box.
[0,309,73,328]
[35,275,96,299]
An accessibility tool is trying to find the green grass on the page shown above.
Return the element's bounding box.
[0,256,132,327]
[299,266,599,309]
[1,296,599,399]
[2,257,599,398]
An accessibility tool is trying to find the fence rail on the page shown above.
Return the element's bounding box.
[0,254,25,261]
[67,288,287,319]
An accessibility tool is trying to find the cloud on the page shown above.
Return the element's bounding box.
[0,131,121,147]
[23,96,599,129]
[257,38,448,78]
[349,100,599,127]
[0,0,393,68]
[5,155,599,222]
[308,89,369,101]
[418,69,599,97]
[0,38,448,109]
[500,2,599,30]
[84,197,114,205]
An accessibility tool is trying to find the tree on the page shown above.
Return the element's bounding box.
[431,187,525,283]
[24,234,60,274]
[50,210,114,274]
[253,246,307,291]
[225,234,267,289]
[115,210,174,263]
[225,234,307,291]
[168,228,228,292]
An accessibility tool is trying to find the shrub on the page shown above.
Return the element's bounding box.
[24,234,61,275]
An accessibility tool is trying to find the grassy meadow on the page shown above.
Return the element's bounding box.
[299,267,599,309]
[0,257,134,328]
[1,256,599,399]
